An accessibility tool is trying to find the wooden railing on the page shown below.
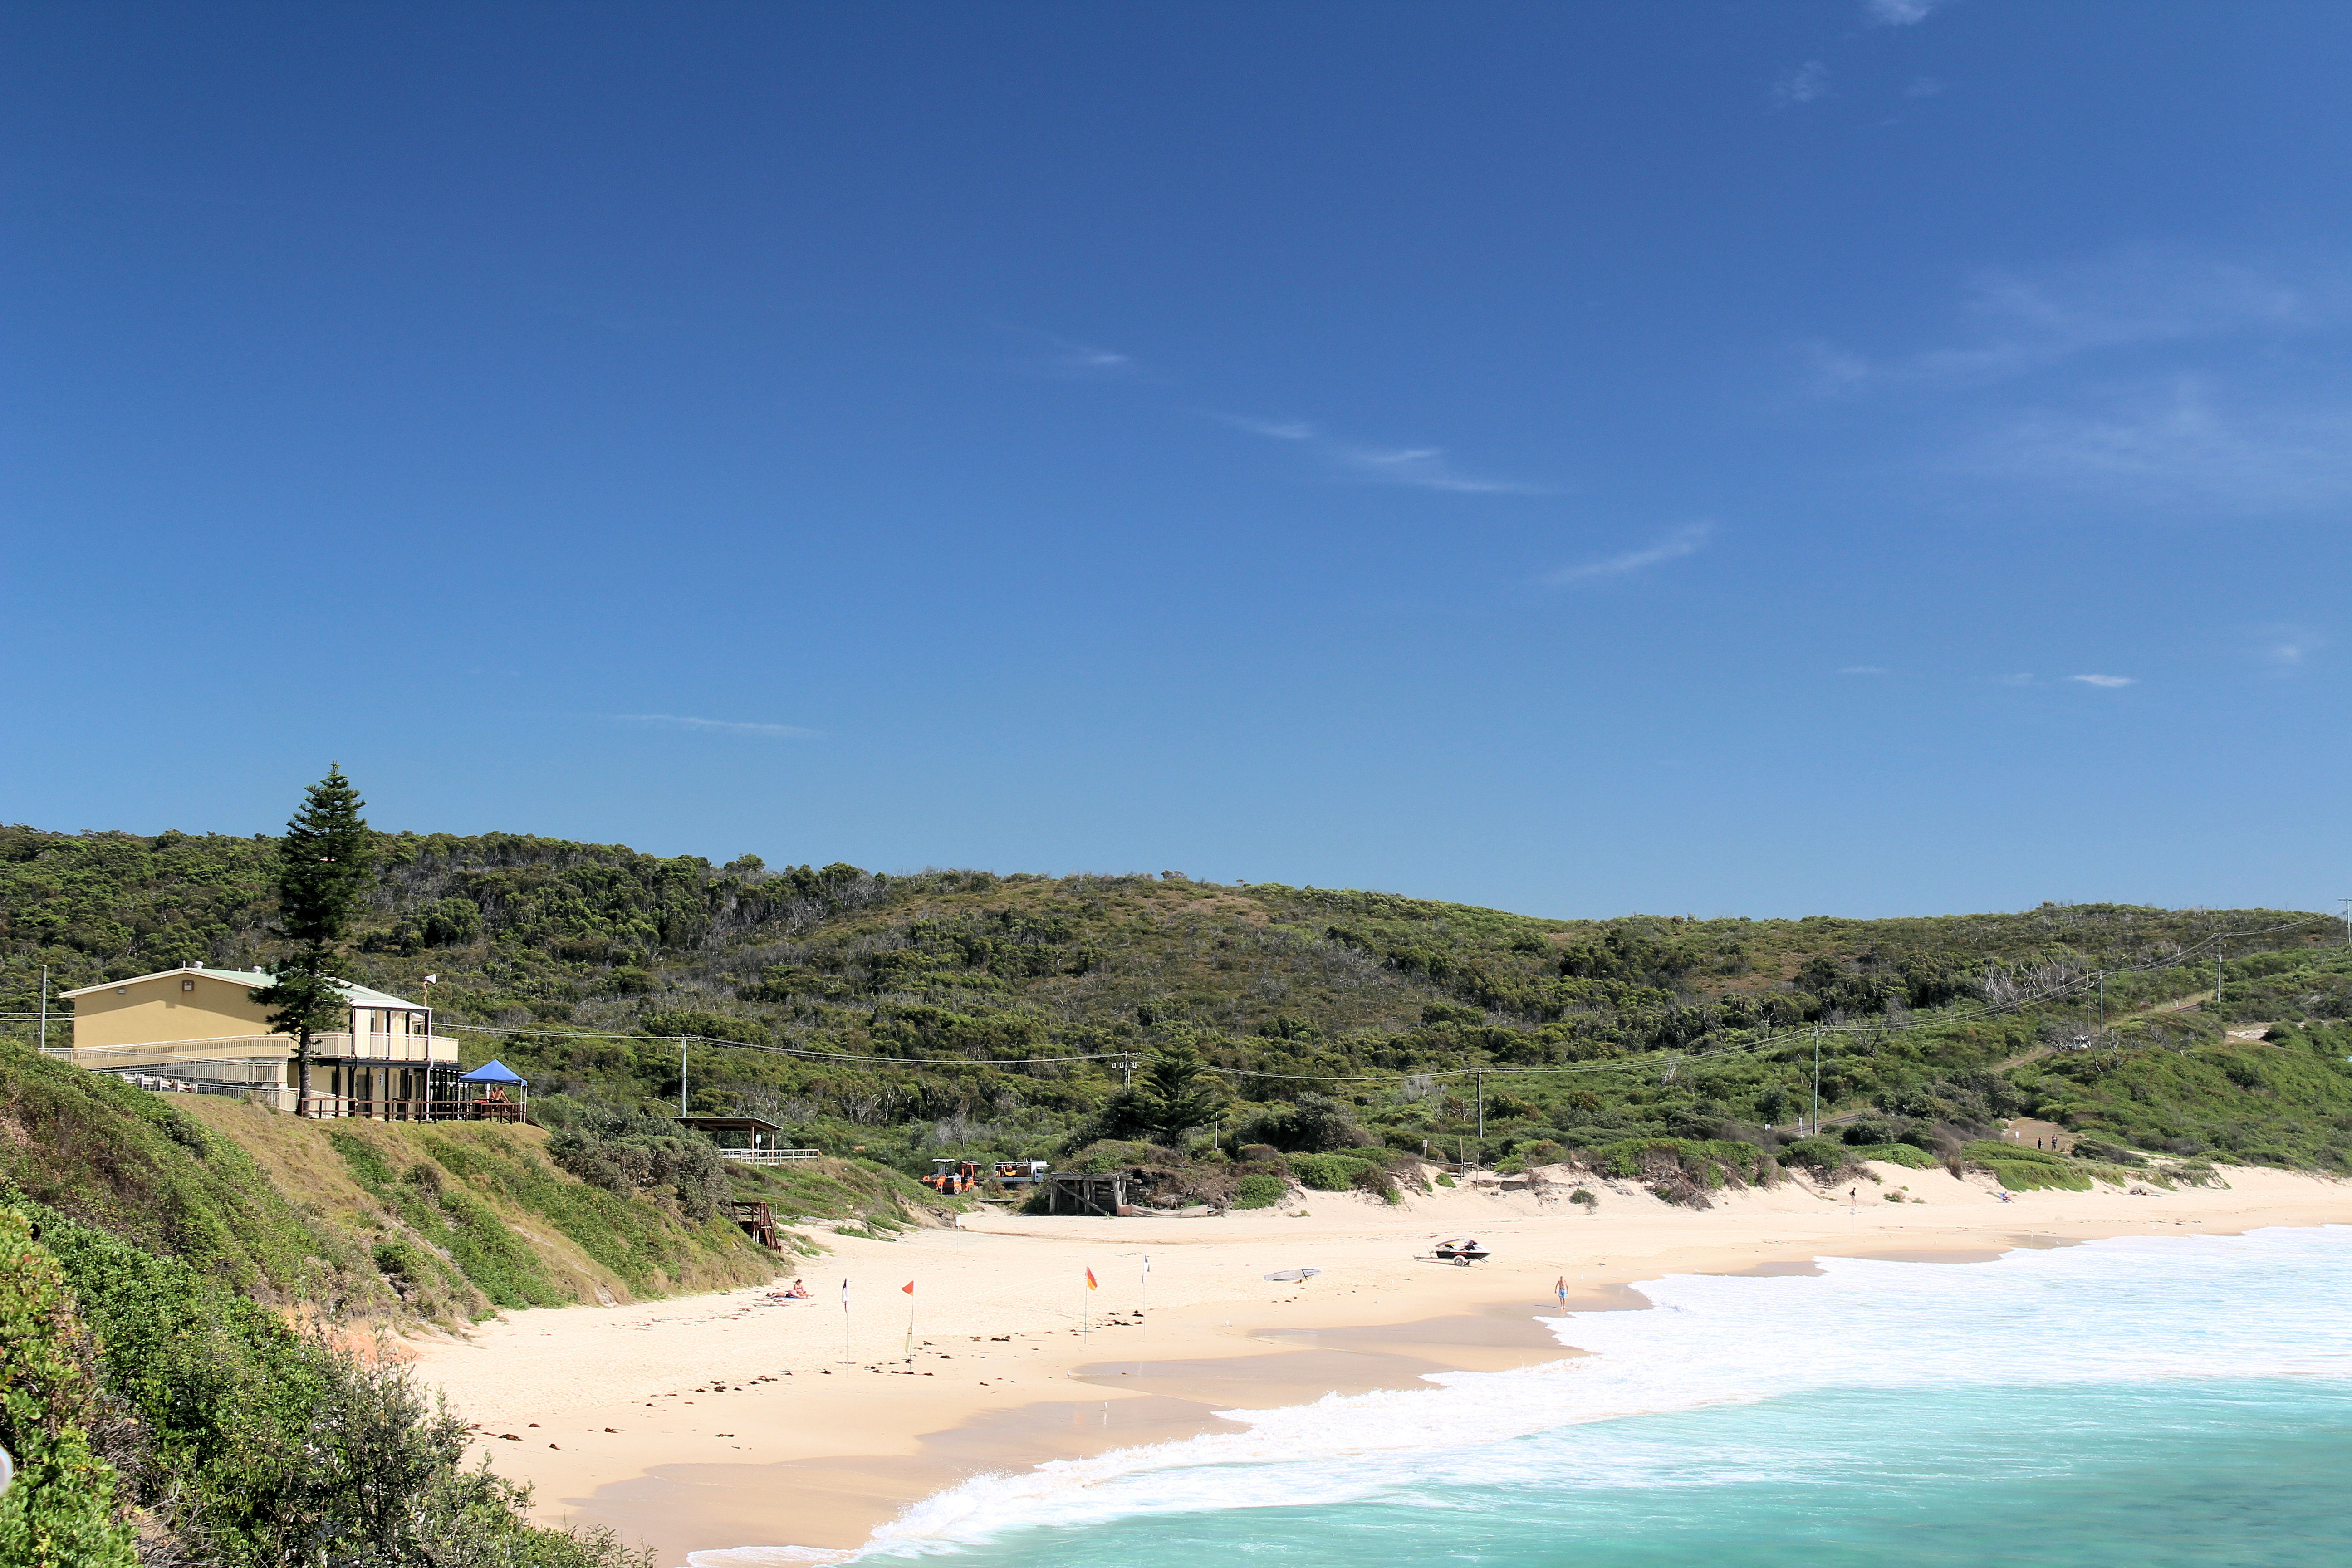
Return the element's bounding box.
[302,1096,524,1122]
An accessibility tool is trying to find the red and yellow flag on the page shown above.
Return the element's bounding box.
[1084,1267,1098,1291]
[902,1280,915,1295]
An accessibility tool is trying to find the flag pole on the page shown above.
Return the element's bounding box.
[838,1278,854,1364]
[903,1280,916,1356]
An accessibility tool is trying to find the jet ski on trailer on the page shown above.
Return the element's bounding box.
[1433,1237,1489,1264]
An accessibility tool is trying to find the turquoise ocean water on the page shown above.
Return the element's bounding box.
[695,1227,2352,1568]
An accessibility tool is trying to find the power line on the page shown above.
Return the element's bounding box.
[434,1019,1133,1068]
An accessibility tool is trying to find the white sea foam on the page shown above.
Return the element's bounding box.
[686,1226,2352,1565]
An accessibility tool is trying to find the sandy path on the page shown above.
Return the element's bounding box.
[405,1164,2352,1564]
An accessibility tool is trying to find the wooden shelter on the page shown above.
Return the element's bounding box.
[674,1115,817,1165]
[1044,1172,1130,1215]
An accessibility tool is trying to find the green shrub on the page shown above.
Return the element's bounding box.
[1238,1093,1367,1154]
[1505,1139,1564,1172]
[1063,1139,1167,1174]
[1592,1137,1770,1187]
[1781,1136,1855,1176]
[1286,1153,1357,1191]
[1982,1160,2093,1191]
[371,1237,429,1280]
[0,1210,137,1567]
[1845,1142,1936,1169]
[1232,1172,1284,1209]
[1964,1139,2068,1166]
[542,1112,730,1221]
[2,1196,657,1567]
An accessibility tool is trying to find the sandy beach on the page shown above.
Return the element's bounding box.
[405,1163,2352,1564]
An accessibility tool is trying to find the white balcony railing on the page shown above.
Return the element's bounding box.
[44,1032,457,1068]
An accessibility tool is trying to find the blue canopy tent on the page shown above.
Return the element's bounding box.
[455,1059,528,1120]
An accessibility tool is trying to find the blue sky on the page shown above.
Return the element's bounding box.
[5,0,2348,918]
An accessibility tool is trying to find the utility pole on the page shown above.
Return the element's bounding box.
[679,1036,688,1116]
[38,965,48,1052]
[2340,898,2349,947]
[2097,971,2106,1036]
[1475,1068,1485,1167]
[2215,938,2225,1016]
[1810,1023,1821,1136]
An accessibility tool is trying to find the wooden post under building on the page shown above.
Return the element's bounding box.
[728,1200,783,1251]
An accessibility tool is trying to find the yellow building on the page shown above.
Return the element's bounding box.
[51,962,459,1118]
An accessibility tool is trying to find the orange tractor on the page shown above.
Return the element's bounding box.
[922,1159,986,1195]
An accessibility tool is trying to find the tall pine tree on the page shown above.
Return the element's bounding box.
[1138,1044,1223,1147]
[250,765,374,1116]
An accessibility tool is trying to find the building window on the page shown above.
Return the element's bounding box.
[182,979,195,991]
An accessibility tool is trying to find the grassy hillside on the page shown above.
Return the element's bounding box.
[0,1039,937,1328]
[6,824,2351,1186]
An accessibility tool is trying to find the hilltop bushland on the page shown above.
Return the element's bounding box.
[6,824,2352,1190]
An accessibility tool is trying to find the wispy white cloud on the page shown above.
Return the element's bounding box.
[2256,624,2326,674]
[1807,250,2352,514]
[1904,76,1946,98]
[1044,335,1134,377]
[1865,0,1953,25]
[1543,523,1713,585]
[1981,376,2352,510]
[610,714,820,738]
[1215,414,1316,442]
[1810,252,2339,395]
[1217,413,1547,494]
[1773,61,1831,107]
[1332,444,1541,494]
[2066,674,2136,688]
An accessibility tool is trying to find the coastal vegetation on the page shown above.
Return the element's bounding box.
[0,1032,938,1563]
[9,822,2349,1197]
[0,1199,653,1567]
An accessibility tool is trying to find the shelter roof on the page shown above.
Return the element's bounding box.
[674,1115,782,1133]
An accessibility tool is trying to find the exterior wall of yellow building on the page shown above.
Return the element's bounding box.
[68,970,280,1050]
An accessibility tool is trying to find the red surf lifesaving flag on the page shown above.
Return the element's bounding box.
[902,1281,915,1295]
[1084,1268,1098,1291]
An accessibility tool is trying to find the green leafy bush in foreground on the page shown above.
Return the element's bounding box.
[0,1209,136,1567]
[0,1196,653,1567]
